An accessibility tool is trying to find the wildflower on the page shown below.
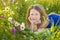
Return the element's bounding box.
[4,6,10,11]
[14,22,20,26]
[11,27,16,35]
[8,17,13,23]
[0,15,4,18]
[20,22,25,31]
[10,0,15,2]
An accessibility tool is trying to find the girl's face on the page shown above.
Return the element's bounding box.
[29,9,41,23]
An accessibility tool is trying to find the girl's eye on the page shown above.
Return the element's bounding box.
[31,14,34,15]
[36,13,38,15]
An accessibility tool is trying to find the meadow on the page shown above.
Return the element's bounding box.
[0,0,60,40]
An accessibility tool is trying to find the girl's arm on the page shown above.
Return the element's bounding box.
[30,24,37,32]
[40,18,49,28]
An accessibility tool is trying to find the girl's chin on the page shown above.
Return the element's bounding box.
[33,22,39,25]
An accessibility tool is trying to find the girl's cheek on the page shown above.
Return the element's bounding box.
[30,16,33,19]
[28,16,32,20]
[36,17,40,20]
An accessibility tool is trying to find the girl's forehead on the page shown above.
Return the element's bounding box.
[30,9,39,13]
[30,9,41,15]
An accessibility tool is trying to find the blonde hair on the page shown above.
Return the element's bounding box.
[26,4,48,29]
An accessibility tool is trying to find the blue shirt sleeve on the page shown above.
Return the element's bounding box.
[46,13,60,28]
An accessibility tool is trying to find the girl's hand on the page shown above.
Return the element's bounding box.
[28,16,35,25]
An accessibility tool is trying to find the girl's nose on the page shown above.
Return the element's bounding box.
[32,16,36,19]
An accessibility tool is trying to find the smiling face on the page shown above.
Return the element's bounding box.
[29,9,41,22]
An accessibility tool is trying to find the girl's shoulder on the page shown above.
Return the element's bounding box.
[48,12,60,18]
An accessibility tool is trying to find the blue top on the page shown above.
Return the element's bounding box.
[46,13,60,28]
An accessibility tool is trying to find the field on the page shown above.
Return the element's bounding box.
[0,0,60,40]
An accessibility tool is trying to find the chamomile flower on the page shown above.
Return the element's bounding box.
[14,22,20,26]
[20,22,25,31]
[8,17,13,23]
[4,6,10,11]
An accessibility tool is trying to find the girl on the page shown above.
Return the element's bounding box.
[26,4,60,32]
[26,4,49,32]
